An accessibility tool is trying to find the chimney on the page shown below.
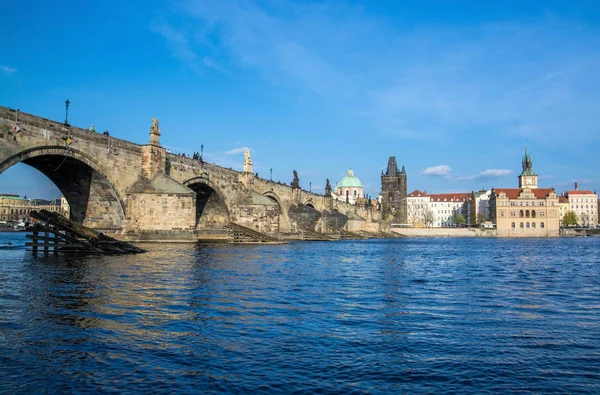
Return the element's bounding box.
[575,182,579,191]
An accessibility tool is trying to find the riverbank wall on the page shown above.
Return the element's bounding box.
[391,228,496,237]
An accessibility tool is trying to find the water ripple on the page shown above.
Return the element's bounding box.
[1,234,600,393]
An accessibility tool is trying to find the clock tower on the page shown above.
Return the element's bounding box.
[518,147,538,189]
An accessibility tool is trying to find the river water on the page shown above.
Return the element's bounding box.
[1,232,599,393]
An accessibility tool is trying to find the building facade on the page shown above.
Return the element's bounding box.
[407,190,470,227]
[489,148,560,237]
[565,183,597,227]
[381,156,408,224]
[465,190,491,225]
[0,194,70,222]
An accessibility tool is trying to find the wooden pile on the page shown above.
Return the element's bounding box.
[27,210,146,254]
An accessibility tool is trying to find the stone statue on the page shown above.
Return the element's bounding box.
[150,118,161,145]
[325,178,332,197]
[243,148,253,173]
[291,170,300,189]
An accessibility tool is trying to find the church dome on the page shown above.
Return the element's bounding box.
[335,169,363,190]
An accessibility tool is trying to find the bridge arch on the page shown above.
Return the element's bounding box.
[263,190,291,233]
[0,146,126,230]
[183,175,231,232]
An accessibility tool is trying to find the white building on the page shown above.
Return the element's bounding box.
[566,183,597,227]
[407,190,470,227]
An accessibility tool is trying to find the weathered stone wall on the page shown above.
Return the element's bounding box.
[125,193,196,239]
[288,203,322,232]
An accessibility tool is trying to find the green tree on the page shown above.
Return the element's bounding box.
[452,208,466,226]
[562,210,578,226]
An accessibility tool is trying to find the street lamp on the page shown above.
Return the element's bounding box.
[270,168,273,181]
[64,99,70,126]
[200,144,204,161]
[310,182,312,192]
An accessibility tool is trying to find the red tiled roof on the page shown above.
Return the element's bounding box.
[408,189,426,197]
[427,193,470,202]
[493,188,554,199]
[558,196,569,203]
[567,190,595,195]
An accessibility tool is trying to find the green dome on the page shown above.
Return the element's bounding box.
[335,169,363,190]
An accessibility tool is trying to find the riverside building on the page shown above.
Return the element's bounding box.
[489,148,560,237]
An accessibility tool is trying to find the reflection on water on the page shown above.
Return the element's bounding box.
[1,234,600,393]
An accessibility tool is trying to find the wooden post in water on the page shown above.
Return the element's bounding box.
[32,229,38,253]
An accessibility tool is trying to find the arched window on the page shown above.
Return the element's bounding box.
[541,222,545,229]
[511,222,515,229]
[532,222,536,228]
[526,210,530,218]
[519,210,524,217]
[532,210,536,218]
[520,222,524,228]
[526,222,530,228]
[353,190,357,197]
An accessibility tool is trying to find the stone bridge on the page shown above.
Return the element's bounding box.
[0,106,380,241]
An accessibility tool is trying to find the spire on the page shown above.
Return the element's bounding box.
[520,146,535,176]
[385,156,399,176]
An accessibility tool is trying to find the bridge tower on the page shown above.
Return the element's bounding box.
[381,156,407,224]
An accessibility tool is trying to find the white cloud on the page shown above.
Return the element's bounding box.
[0,65,17,74]
[423,165,451,176]
[457,169,512,181]
[225,146,249,155]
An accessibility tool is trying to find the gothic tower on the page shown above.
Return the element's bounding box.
[518,147,538,189]
[381,156,407,223]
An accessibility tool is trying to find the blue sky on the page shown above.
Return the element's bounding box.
[2,0,600,199]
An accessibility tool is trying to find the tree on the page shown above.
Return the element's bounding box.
[562,210,578,226]
[423,207,436,227]
[476,213,489,224]
[452,208,466,226]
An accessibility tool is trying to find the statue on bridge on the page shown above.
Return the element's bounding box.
[150,118,161,146]
[325,178,332,197]
[243,148,253,173]
[291,170,300,189]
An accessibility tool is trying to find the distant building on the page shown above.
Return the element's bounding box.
[333,169,364,205]
[565,183,597,227]
[465,190,491,225]
[407,190,470,227]
[0,194,70,222]
[381,156,407,224]
[558,195,570,225]
[428,193,470,227]
[489,148,560,237]
[407,190,430,227]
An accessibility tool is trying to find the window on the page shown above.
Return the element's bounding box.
[526,222,530,228]
[532,210,536,218]
[519,210,524,218]
[532,222,536,228]
[541,222,545,228]
[511,201,516,206]
[540,211,545,217]
[353,190,357,197]
[526,210,530,218]
[520,222,524,228]
[511,222,515,229]
[511,211,516,217]
[501,211,505,217]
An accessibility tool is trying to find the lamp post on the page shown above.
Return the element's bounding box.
[310,182,312,192]
[200,144,204,161]
[64,99,70,126]
[270,168,273,181]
